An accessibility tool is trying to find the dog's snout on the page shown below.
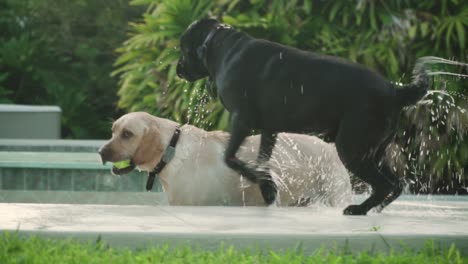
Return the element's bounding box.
[98,145,111,165]
[176,58,185,78]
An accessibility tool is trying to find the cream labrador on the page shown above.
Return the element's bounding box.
[99,112,351,207]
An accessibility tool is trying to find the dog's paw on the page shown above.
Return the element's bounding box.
[343,205,368,216]
[259,180,277,205]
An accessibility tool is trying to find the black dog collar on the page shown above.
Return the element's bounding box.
[197,23,233,68]
[146,126,181,191]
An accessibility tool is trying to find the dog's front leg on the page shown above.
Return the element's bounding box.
[256,131,278,204]
[224,113,257,183]
[257,132,277,164]
[224,114,277,205]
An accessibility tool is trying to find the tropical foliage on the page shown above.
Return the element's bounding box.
[114,0,467,193]
[1,0,466,192]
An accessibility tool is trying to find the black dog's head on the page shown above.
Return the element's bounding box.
[176,18,220,82]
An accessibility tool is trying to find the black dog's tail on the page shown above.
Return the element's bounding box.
[395,58,429,108]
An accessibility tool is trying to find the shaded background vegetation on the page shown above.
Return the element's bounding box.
[1,0,467,193]
[0,0,143,138]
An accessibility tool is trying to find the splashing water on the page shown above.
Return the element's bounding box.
[390,57,468,195]
[186,81,213,129]
[418,56,468,79]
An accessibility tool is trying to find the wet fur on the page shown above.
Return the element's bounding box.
[176,19,428,215]
[99,112,352,207]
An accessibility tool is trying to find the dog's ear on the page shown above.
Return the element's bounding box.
[132,125,164,166]
[198,18,219,27]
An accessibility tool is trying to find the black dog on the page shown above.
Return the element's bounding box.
[176,18,428,215]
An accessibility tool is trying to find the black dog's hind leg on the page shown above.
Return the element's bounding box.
[256,131,278,205]
[346,162,401,215]
[374,175,403,213]
[372,136,403,213]
[336,114,401,215]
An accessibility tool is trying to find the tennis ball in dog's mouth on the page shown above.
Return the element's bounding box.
[113,160,131,169]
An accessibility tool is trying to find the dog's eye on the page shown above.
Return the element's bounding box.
[122,130,133,139]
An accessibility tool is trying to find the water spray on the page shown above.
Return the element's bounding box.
[417,56,468,79]
[394,56,468,194]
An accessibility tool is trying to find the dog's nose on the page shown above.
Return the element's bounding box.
[98,146,110,165]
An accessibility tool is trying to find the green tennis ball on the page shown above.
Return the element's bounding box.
[113,160,131,169]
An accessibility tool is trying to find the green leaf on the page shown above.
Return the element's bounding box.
[329,2,341,22]
[445,20,455,52]
[369,0,377,30]
[409,25,417,39]
[303,0,312,14]
[455,21,465,50]
[388,50,398,75]
[420,22,429,37]
[0,72,10,82]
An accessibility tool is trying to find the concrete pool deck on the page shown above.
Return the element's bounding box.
[1,196,468,253]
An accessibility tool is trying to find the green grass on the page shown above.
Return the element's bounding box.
[1,232,466,264]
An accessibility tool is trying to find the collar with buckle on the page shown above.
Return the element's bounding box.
[146,126,181,191]
[197,23,233,68]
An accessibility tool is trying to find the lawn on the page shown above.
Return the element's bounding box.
[1,232,466,264]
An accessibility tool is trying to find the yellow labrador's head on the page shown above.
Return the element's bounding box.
[98,112,164,175]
